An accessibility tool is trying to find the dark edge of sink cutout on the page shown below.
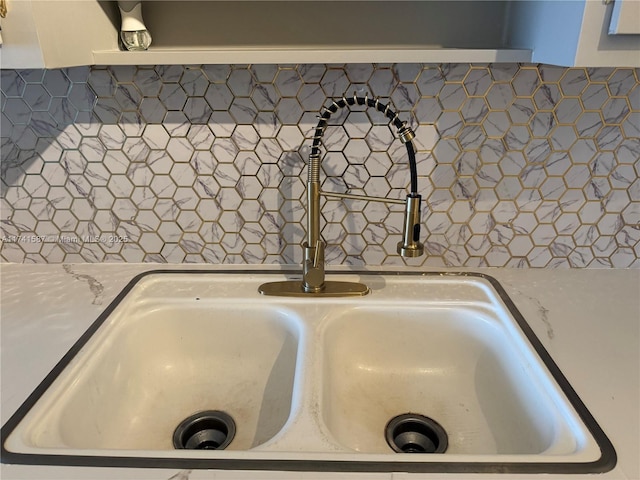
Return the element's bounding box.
[1,269,617,474]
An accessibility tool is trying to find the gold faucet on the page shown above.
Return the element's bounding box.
[259,93,424,297]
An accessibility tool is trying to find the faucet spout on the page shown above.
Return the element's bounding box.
[398,194,425,258]
[258,93,425,297]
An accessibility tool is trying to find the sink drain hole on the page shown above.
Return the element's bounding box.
[173,410,236,450]
[385,413,448,454]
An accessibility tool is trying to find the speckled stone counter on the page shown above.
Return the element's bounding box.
[1,264,638,480]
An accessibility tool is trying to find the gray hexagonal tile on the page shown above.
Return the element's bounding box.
[434,111,463,139]
[130,183,157,209]
[463,68,491,96]
[195,198,222,223]
[114,84,141,111]
[41,163,68,187]
[205,111,233,138]
[343,111,372,139]
[607,68,636,96]
[559,68,588,96]
[391,83,420,111]
[138,97,166,124]
[511,68,540,96]
[503,125,530,150]
[457,125,484,150]
[413,97,442,125]
[204,83,234,111]
[229,97,257,124]
[23,84,51,111]
[275,98,303,125]
[159,83,188,111]
[177,210,202,232]
[550,125,577,151]
[150,175,178,199]
[52,209,79,231]
[296,84,325,111]
[483,111,510,137]
[581,84,609,110]
[68,83,97,112]
[459,97,488,125]
[166,137,195,162]
[555,97,583,124]
[250,65,279,83]
[596,125,624,151]
[241,221,267,245]
[201,65,230,83]
[320,68,349,98]
[180,68,208,96]
[183,97,211,124]
[229,125,258,152]
[274,68,302,97]
[529,111,555,137]
[132,68,162,96]
[227,68,254,97]
[539,177,566,200]
[3,98,31,125]
[167,163,195,188]
[368,69,395,98]
[277,125,303,152]
[533,84,561,111]
[507,97,535,125]
[413,66,443,96]
[438,84,466,110]
[251,83,279,111]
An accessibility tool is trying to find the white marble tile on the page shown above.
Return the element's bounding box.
[122,137,149,162]
[441,63,469,82]
[416,67,444,96]
[183,97,211,124]
[202,64,230,83]
[23,84,51,111]
[320,68,349,98]
[227,68,254,97]
[1,70,27,98]
[159,83,188,111]
[179,68,208,97]
[438,83,466,110]
[1,64,638,267]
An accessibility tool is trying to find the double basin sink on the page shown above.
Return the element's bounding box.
[1,270,616,474]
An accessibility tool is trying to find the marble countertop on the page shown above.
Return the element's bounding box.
[1,264,638,480]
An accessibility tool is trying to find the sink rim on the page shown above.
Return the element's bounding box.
[0,269,617,474]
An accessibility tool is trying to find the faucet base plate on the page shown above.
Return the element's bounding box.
[258,280,370,297]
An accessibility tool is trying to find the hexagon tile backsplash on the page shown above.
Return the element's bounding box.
[1,64,639,267]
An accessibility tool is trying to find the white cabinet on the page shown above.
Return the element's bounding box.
[609,0,640,35]
[91,1,532,66]
[0,0,44,68]
[507,0,640,67]
[0,0,119,69]
[0,0,638,69]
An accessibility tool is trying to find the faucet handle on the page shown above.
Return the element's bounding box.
[312,240,324,268]
[303,241,325,292]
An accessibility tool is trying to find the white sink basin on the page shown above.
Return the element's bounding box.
[323,306,577,455]
[1,271,616,474]
[15,303,299,451]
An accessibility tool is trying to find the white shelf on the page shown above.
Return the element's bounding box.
[92,47,532,65]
